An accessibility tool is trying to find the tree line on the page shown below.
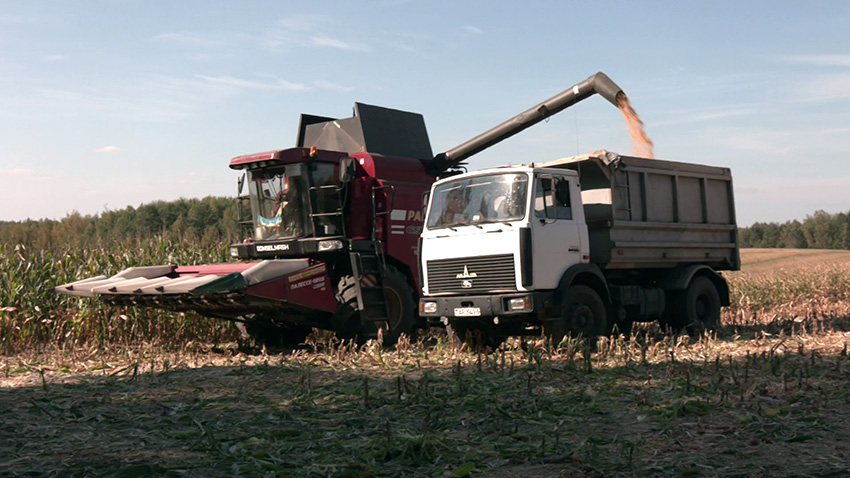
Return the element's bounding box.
[0,197,245,252]
[738,210,850,250]
[2,199,848,252]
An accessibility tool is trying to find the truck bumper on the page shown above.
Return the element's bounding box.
[419,292,552,319]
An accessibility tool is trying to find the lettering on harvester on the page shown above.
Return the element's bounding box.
[290,276,326,290]
[257,243,290,252]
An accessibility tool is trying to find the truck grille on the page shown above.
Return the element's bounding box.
[426,254,516,294]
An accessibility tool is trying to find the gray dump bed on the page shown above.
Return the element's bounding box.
[541,150,740,271]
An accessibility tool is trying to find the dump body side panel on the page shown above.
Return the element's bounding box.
[545,151,739,271]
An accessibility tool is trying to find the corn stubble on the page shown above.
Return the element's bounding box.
[3,245,850,475]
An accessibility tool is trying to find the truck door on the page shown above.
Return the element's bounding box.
[530,174,585,290]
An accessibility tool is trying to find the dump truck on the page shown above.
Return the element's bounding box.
[418,116,739,346]
[54,72,630,346]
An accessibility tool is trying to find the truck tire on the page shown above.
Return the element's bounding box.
[333,267,416,346]
[236,319,313,349]
[448,319,505,351]
[545,285,607,345]
[662,276,720,336]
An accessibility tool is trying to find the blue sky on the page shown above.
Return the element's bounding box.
[1,1,848,226]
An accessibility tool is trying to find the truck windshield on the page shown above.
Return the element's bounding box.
[427,173,529,229]
[249,164,309,241]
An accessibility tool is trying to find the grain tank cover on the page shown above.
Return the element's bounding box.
[297,102,434,161]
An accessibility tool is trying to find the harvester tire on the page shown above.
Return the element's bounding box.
[378,266,417,346]
[333,275,362,342]
[333,267,416,347]
[236,319,312,349]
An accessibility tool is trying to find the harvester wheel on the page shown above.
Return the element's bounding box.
[236,319,312,349]
[544,285,607,347]
[663,276,720,336]
[333,275,361,341]
[333,267,416,347]
[374,266,416,346]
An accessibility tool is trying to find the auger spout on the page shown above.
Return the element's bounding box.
[433,71,625,172]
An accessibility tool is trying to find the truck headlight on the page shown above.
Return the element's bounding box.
[317,240,343,251]
[421,301,438,314]
[508,297,531,311]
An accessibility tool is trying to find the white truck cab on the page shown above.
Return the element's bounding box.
[419,165,594,340]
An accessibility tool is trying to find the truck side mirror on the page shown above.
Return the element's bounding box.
[555,180,570,207]
[339,157,356,183]
[421,191,430,216]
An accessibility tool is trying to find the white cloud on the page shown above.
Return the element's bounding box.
[311,36,358,51]
[0,168,33,175]
[197,75,309,92]
[43,54,69,62]
[707,128,791,156]
[653,106,760,127]
[312,80,354,93]
[778,54,850,67]
[95,146,121,153]
[0,14,23,24]
[153,32,223,48]
[791,73,850,103]
[258,15,367,53]
[462,26,484,35]
[276,14,335,32]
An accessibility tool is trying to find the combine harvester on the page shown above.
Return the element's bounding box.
[55,73,631,346]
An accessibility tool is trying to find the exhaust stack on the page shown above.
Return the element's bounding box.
[433,72,624,172]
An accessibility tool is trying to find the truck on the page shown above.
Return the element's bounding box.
[54,72,634,347]
[418,135,739,346]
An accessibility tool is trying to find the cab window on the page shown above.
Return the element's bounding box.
[534,176,572,220]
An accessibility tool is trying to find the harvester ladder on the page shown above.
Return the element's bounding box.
[236,178,253,239]
[349,241,389,323]
[345,184,396,324]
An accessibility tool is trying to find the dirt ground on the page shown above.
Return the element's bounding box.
[3,327,850,477]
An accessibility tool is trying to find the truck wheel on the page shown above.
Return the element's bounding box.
[236,319,313,349]
[681,276,720,335]
[545,285,607,345]
[449,319,505,351]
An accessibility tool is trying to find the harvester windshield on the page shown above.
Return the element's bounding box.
[250,165,310,240]
[426,173,529,230]
[248,161,343,241]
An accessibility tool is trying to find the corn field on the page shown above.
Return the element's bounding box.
[3,244,850,355]
[0,240,238,355]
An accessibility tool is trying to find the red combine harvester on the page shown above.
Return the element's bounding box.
[54,73,625,346]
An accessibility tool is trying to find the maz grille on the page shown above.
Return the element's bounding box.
[426,254,516,294]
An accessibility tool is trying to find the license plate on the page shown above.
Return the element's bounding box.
[454,307,481,317]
